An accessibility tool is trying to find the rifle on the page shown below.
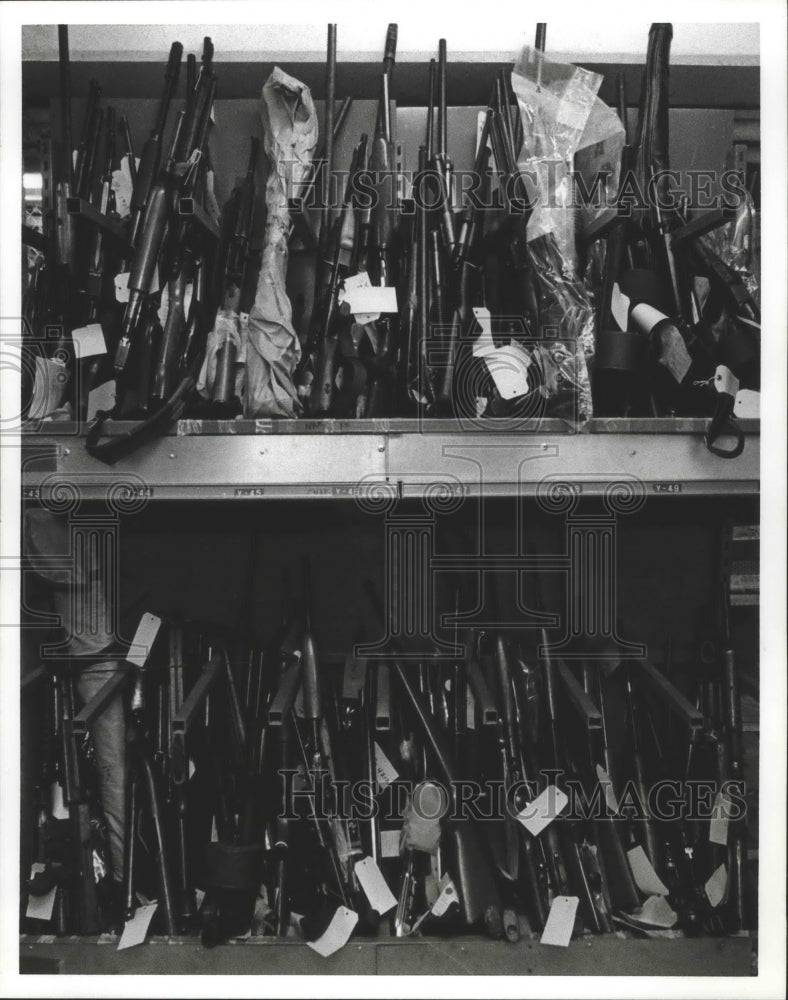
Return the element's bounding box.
[409,145,437,413]
[73,80,102,202]
[25,675,70,934]
[530,567,620,935]
[309,137,368,416]
[363,25,399,416]
[48,26,78,412]
[129,42,184,249]
[577,662,642,914]
[488,630,552,932]
[208,136,260,409]
[114,38,203,375]
[440,114,491,415]
[293,25,340,409]
[431,39,456,255]
[75,106,119,423]
[364,582,505,936]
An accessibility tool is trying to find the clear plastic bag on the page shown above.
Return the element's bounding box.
[512,47,603,271]
[511,47,624,271]
[526,233,594,423]
[701,190,760,309]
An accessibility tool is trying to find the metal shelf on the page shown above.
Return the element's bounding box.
[19,931,755,977]
[20,419,760,501]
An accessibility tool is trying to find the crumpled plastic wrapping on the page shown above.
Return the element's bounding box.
[508,47,609,426]
[527,234,594,423]
[701,190,760,309]
[512,47,607,270]
[244,67,318,418]
[197,308,248,401]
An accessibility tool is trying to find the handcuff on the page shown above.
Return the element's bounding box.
[694,365,745,459]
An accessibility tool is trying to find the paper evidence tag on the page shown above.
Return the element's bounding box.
[610,282,631,331]
[380,829,401,859]
[636,894,677,929]
[713,364,740,398]
[114,272,131,303]
[51,782,69,820]
[345,285,398,316]
[88,380,116,420]
[484,343,532,400]
[111,158,135,218]
[340,272,376,324]
[306,906,358,958]
[595,765,618,814]
[72,323,106,359]
[26,864,57,922]
[709,792,730,846]
[627,845,668,897]
[354,857,397,915]
[471,307,495,358]
[430,874,458,917]
[540,895,579,947]
[126,612,162,667]
[466,687,476,730]
[516,785,568,837]
[374,741,399,790]
[734,388,759,419]
[118,901,158,950]
[705,863,727,908]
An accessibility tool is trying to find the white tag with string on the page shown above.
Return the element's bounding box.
[540,895,578,947]
[430,874,458,917]
[705,863,727,907]
[709,791,730,846]
[627,845,668,896]
[72,323,106,359]
[380,829,401,859]
[126,613,162,667]
[471,307,496,358]
[26,864,57,921]
[114,272,131,303]
[306,906,358,957]
[354,857,397,915]
[713,365,740,398]
[374,741,399,790]
[596,764,618,815]
[516,785,568,837]
[118,902,158,950]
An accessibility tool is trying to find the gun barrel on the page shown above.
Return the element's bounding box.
[57,25,74,186]
[155,41,185,138]
[320,24,337,257]
[438,39,448,158]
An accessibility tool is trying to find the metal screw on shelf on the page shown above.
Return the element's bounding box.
[378,443,386,453]
[63,448,70,456]
[169,452,176,459]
